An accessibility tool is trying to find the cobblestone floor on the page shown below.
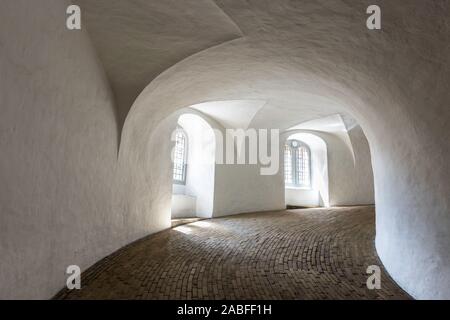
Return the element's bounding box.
[56,206,411,300]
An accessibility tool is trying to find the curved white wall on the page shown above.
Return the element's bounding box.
[345,125,375,205]
[0,0,121,299]
[314,128,375,207]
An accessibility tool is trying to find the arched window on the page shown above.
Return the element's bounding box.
[173,128,188,184]
[284,139,311,188]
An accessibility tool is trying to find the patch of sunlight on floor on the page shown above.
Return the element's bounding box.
[192,220,212,228]
[173,225,193,234]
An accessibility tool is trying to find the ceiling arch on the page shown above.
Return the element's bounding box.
[76,0,243,130]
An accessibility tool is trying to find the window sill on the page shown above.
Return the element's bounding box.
[285,186,312,190]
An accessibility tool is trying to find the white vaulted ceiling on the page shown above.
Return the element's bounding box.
[74,0,243,127]
[191,100,266,129]
[288,114,348,133]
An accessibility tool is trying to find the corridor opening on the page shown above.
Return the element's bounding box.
[284,132,329,208]
[170,113,216,220]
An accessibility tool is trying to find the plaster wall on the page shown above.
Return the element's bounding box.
[213,163,285,217]
[285,189,319,207]
[171,194,197,218]
[344,125,375,205]
[318,127,374,207]
[173,184,186,195]
[0,0,122,299]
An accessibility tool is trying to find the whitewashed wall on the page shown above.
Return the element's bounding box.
[0,0,122,299]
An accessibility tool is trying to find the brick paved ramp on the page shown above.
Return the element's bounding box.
[56,206,410,299]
